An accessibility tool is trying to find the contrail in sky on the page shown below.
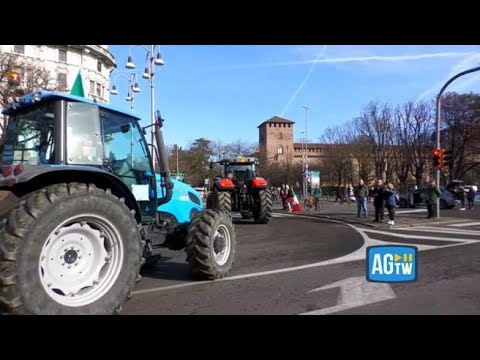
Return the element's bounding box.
[210,51,474,71]
[280,45,327,117]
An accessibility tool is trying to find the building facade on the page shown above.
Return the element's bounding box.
[0,45,116,103]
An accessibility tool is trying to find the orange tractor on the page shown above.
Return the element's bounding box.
[207,156,272,223]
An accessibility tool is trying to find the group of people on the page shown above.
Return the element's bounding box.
[357,179,397,225]
[454,185,477,211]
[279,184,301,212]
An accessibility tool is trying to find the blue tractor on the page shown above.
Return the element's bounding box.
[0,91,236,315]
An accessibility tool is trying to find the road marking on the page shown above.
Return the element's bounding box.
[134,214,478,296]
[363,228,475,243]
[449,221,480,227]
[394,226,480,236]
[300,276,396,315]
[395,209,426,214]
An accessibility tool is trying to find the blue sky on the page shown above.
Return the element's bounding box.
[108,45,480,149]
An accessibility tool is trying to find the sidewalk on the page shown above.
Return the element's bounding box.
[273,201,474,228]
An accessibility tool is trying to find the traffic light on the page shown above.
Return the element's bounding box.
[7,70,21,86]
[443,149,453,167]
[432,148,441,167]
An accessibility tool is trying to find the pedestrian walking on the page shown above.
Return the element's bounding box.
[426,180,441,218]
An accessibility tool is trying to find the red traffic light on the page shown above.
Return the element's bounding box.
[7,70,21,85]
[432,149,441,157]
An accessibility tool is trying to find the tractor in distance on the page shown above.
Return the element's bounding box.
[0,90,236,315]
[206,156,272,223]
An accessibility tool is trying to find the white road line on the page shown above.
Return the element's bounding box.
[395,209,426,214]
[449,222,480,227]
[134,214,478,296]
[394,226,480,236]
[363,228,475,243]
[301,276,396,315]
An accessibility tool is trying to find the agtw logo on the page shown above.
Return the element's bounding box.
[366,245,418,283]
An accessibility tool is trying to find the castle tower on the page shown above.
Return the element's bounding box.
[258,116,295,165]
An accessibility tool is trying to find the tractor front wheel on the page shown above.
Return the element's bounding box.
[0,183,142,315]
[185,210,235,280]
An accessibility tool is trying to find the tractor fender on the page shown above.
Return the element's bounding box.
[0,164,142,223]
[250,177,269,190]
[214,177,235,190]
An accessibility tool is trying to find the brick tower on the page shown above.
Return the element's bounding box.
[258,116,295,165]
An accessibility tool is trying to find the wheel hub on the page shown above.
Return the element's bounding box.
[64,249,78,264]
[213,224,231,266]
[213,237,225,253]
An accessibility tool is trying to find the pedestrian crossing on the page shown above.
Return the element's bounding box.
[362,220,480,250]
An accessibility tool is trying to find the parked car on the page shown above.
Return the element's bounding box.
[398,188,459,209]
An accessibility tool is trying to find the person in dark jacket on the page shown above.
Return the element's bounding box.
[372,179,385,222]
[467,187,476,210]
[426,180,441,218]
[383,182,397,226]
[355,179,368,218]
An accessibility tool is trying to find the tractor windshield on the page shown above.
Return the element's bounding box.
[1,102,55,165]
[225,164,256,181]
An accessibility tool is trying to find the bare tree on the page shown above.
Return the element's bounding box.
[442,92,480,182]
[410,101,434,187]
[354,101,393,181]
[1,51,63,149]
[222,138,258,158]
[390,102,414,191]
[320,125,354,186]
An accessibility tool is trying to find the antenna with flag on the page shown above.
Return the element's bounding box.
[70,70,85,97]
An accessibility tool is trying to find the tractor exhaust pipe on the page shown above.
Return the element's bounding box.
[153,111,173,206]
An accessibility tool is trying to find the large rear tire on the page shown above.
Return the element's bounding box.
[185,210,235,280]
[0,183,143,315]
[253,189,272,224]
[209,189,232,213]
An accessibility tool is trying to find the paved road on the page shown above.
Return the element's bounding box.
[123,212,480,315]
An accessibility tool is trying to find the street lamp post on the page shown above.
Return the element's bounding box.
[110,73,141,113]
[125,45,164,172]
[302,105,310,197]
[434,66,480,218]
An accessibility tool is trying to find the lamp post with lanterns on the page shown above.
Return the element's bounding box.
[110,73,140,113]
[124,45,164,172]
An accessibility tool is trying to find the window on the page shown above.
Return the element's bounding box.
[96,83,102,97]
[90,80,95,95]
[277,145,284,155]
[57,73,67,90]
[277,132,283,140]
[2,102,56,165]
[66,102,102,165]
[97,61,102,72]
[59,49,67,62]
[13,45,24,54]
[100,109,152,190]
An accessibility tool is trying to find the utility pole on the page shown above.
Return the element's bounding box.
[302,105,310,197]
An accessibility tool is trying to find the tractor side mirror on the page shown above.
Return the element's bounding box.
[155,110,164,128]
